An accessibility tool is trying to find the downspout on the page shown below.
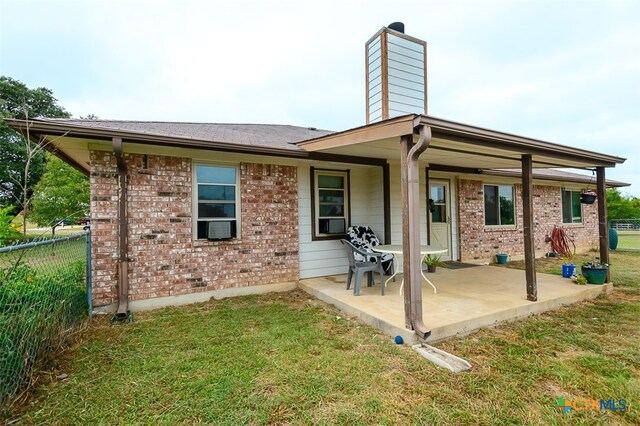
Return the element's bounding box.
[113,137,129,320]
[403,125,432,339]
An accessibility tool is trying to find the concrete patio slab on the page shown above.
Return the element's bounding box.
[299,266,612,344]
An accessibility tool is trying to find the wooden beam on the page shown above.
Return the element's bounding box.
[427,164,482,174]
[522,154,537,301]
[596,167,610,282]
[381,30,389,121]
[365,36,370,124]
[297,117,415,151]
[423,38,428,115]
[383,162,391,244]
[425,167,431,245]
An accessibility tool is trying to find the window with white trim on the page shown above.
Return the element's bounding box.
[313,169,349,238]
[194,164,239,239]
[484,184,515,226]
[562,190,582,224]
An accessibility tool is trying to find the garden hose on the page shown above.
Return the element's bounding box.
[550,226,575,258]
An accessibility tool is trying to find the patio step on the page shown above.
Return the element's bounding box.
[411,344,472,372]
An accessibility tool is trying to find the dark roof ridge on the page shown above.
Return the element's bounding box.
[41,117,333,131]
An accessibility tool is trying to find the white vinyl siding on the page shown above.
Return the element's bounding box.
[299,165,384,279]
[389,162,428,246]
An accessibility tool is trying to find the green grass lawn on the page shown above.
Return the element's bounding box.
[6,252,639,425]
[617,231,640,251]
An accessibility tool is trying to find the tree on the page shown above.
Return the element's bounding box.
[606,188,640,220]
[30,155,89,227]
[0,206,21,246]
[0,76,70,211]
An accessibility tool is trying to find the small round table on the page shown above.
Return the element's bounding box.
[372,245,448,294]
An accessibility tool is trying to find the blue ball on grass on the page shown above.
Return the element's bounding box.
[394,335,404,345]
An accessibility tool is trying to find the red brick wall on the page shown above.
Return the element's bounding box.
[90,151,299,307]
[457,179,598,262]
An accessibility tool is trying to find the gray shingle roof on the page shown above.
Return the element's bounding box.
[45,119,334,151]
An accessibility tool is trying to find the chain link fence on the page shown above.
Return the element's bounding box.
[609,219,640,252]
[0,231,89,409]
[610,218,640,231]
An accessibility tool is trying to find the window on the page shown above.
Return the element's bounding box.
[430,184,447,223]
[562,190,582,224]
[194,164,238,239]
[484,184,515,226]
[312,168,349,238]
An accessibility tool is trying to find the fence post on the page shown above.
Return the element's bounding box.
[85,228,92,316]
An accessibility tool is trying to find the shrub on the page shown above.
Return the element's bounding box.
[0,207,21,247]
[0,261,86,407]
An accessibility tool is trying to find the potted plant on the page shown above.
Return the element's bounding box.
[580,189,597,204]
[581,257,608,284]
[423,255,448,273]
[572,275,587,285]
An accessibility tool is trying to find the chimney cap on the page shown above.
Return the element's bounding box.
[388,22,405,33]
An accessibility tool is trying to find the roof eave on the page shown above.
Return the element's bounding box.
[481,169,630,188]
[4,118,309,158]
[294,114,626,168]
[417,115,626,167]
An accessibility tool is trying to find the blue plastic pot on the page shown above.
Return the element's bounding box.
[562,263,576,278]
[496,253,508,265]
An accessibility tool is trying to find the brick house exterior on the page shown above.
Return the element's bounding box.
[7,116,625,313]
[90,150,299,307]
[5,22,626,321]
[457,179,598,261]
[88,148,605,310]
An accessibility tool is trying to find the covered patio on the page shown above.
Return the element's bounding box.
[300,266,612,344]
[297,114,624,341]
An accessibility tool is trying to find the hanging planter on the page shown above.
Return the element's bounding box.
[580,190,597,204]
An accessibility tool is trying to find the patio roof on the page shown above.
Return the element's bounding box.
[295,114,626,170]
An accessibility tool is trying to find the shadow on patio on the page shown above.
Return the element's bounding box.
[300,265,612,344]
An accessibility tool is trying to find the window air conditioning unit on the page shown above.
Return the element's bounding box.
[328,219,345,234]
[207,220,236,240]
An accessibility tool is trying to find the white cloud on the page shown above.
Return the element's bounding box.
[2,0,639,194]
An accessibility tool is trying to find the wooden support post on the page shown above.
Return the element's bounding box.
[383,162,391,244]
[522,154,537,301]
[596,167,610,282]
[426,167,431,245]
[400,135,414,329]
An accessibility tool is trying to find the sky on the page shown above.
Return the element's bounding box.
[1,0,639,195]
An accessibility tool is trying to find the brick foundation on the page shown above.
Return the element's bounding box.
[90,151,299,307]
[458,179,598,262]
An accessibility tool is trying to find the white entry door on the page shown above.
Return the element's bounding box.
[429,181,451,260]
